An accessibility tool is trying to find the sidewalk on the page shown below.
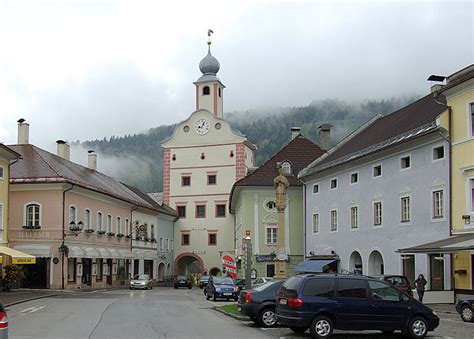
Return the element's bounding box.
[429,303,457,314]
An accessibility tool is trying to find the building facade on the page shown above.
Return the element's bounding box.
[161,42,255,277]
[230,130,325,279]
[300,94,453,302]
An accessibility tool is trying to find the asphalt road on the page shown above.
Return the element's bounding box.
[5,287,474,339]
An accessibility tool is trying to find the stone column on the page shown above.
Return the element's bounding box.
[274,166,289,279]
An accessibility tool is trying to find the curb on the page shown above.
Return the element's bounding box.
[4,294,58,307]
[213,306,250,321]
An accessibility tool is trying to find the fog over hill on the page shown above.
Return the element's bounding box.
[80,95,420,192]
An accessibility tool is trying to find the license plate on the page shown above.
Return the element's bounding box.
[180,280,185,283]
[223,292,232,296]
[279,298,287,305]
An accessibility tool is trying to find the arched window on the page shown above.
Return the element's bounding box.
[203,86,210,95]
[281,161,292,175]
[117,216,121,234]
[25,204,40,228]
[97,212,103,231]
[218,87,221,97]
[125,219,130,235]
[107,214,112,233]
[69,206,76,223]
[84,209,91,230]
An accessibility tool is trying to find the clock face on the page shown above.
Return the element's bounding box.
[194,119,210,135]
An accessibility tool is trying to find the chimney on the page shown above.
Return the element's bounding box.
[17,118,30,144]
[291,127,301,140]
[318,124,332,150]
[56,140,70,160]
[87,150,97,171]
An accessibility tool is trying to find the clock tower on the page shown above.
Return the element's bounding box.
[162,35,255,277]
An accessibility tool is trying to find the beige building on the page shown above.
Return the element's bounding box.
[162,42,255,276]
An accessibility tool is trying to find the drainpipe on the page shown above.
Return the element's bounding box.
[302,183,307,259]
[61,183,74,290]
[130,205,138,277]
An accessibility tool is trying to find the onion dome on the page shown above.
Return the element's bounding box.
[199,46,220,75]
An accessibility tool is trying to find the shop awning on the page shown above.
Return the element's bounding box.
[69,246,85,258]
[0,246,36,264]
[397,233,474,254]
[84,247,100,258]
[14,245,51,257]
[294,259,336,273]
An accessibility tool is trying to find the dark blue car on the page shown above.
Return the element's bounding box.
[455,297,474,322]
[205,276,239,301]
[276,274,439,338]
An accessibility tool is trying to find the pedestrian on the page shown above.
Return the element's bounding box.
[414,273,427,302]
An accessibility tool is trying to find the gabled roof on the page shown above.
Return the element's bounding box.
[123,184,177,218]
[299,93,447,178]
[9,144,160,211]
[234,134,325,188]
[0,143,21,160]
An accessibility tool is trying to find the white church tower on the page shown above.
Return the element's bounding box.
[161,32,255,277]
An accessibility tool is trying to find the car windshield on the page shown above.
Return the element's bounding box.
[134,274,149,280]
[253,281,277,291]
[213,277,235,285]
[386,276,411,287]
[177,275,187,280]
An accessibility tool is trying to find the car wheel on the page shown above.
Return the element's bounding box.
[188,285,192,289]
[258,308,277,328]
[289,326,307,334]
[407,316,428,338]
[461,306,473,322]
[310,315,333,338]
[212,292,217,301]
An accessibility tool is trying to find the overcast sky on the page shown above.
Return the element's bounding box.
[0,0,472,152]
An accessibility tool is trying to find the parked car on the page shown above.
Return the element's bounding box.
[174,275,192,289]
[233,278,246,291]
[0,303,8,339]
[237,280,284,327]
[373,274,413,297]
[205,276,239,301]
[455,297,474,322]
[253,277,273,286]
[199,275,210,289]
[130,274,153,290]
[276,274,439,338]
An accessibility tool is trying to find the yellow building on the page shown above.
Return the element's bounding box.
[435,65,474,295]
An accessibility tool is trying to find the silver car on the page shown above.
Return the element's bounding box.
[130,274,153,290]
[0,303,8,339]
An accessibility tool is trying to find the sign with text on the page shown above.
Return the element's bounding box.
[222,255,237,278]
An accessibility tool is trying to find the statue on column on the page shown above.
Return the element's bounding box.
[274,165,289,212]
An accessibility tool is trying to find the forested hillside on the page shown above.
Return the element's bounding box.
[82,96,419,192]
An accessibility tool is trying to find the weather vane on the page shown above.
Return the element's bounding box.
[207,29,214,45]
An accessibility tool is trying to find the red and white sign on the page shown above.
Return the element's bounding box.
[222,255,237,278]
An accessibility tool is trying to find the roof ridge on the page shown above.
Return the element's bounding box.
[30,145,63,178]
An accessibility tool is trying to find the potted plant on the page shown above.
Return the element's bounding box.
[125,235,132,239]
[116,233,124,238]
[84,229,95,234]
[97,230,106,235]
[107,232,115,237]
[58,244,69,256]
[22,225,41,230]
[3,265,23,291]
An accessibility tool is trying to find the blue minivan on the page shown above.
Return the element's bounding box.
[276,274,439,338]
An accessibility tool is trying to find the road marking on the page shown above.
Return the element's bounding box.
[20,306,44,314]
[20,307,35,313]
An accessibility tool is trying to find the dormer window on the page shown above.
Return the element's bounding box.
[281,162,292,175]
[203,86,210,95]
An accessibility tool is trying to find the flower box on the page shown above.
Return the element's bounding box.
[22,225,41,230]
[84,229,95,234]
[125,235,132,239]
[107,232,115,237]
[97,230,106,235]
[116,233,125,238]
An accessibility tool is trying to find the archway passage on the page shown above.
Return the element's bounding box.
[174,253,204,276]
[209,267,221,276]
[349,251,363,275]
[368,250,384,275]
[158,263,166,282]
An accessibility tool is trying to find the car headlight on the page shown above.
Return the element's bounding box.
[215,288,221,292]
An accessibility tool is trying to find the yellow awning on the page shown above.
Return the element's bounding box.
[0,246,36,264]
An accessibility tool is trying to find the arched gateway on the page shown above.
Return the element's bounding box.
[174,252,204,276]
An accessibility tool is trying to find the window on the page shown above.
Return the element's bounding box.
[182,176,191,186]
[203,86,210,95]
[216,204,226,217]
[470,103,474,137]
[350,173,358,184]
[470,179,474,213]
[368,281,400,301]
[265,200,276,210]
[373,202,382,226]
[69,206,76,223]
[125,219,130,235]
[196,205,206,218]
[336,279,368,299]
[84,209,91,230]
[96,259,103,281]
[207,174,217,185]
[429,254,445,290]
[400,156,411,169]
[208,233,217,246]
[266,225,277,245]
[0,166,3,180]
[68,258,76,282]
[166,239,170,251]
[350,206,358,229]
[312,213,319,233]
[313,184,319,194]
[26,204,40,227]
[218,87,221,97]
[0,204,3,230]
[151,225,155,240]
[117,217,121,234]
[433,190,444,218]
[303,278,335,297]
[97,212,103,231]
[181,233,190,246]
[330,178,337,189]
[433,146,445,160]
[160,237,164,250]
[177,206,186,218]
[170,240,173,250]
[373,165,382,177]
[401,196,410,222]
[107,214,112,232]
[330,210,338,231]
[281,162,291,175]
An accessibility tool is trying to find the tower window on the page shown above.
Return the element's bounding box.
[218,88,221,97]
[203,86,210,95]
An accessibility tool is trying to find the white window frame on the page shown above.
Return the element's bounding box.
[432,189,445,220]
[107,214,112,233]
[0,165,4,180]
[312,213,319,234]
[400,195,411,224]
[330,209,338,232]
[313,183,320,194]
[468,101,474,139]
[373,201,383,227]
[330,178,338,190]
[372,164,382,178]
[84,209,91,230]
[69,205,77,225]
[432,144,445,162]
[281,161,292,175]
[117,216,121,234]
[350,172,359,185]
[160,237,164,250]
[350,205,359,230]
[125,219,130,235]
[23,202,42,227]
[0,203,3,230]
[97,211,103,231]
[265,224,278,245]
[400,154,412,171]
